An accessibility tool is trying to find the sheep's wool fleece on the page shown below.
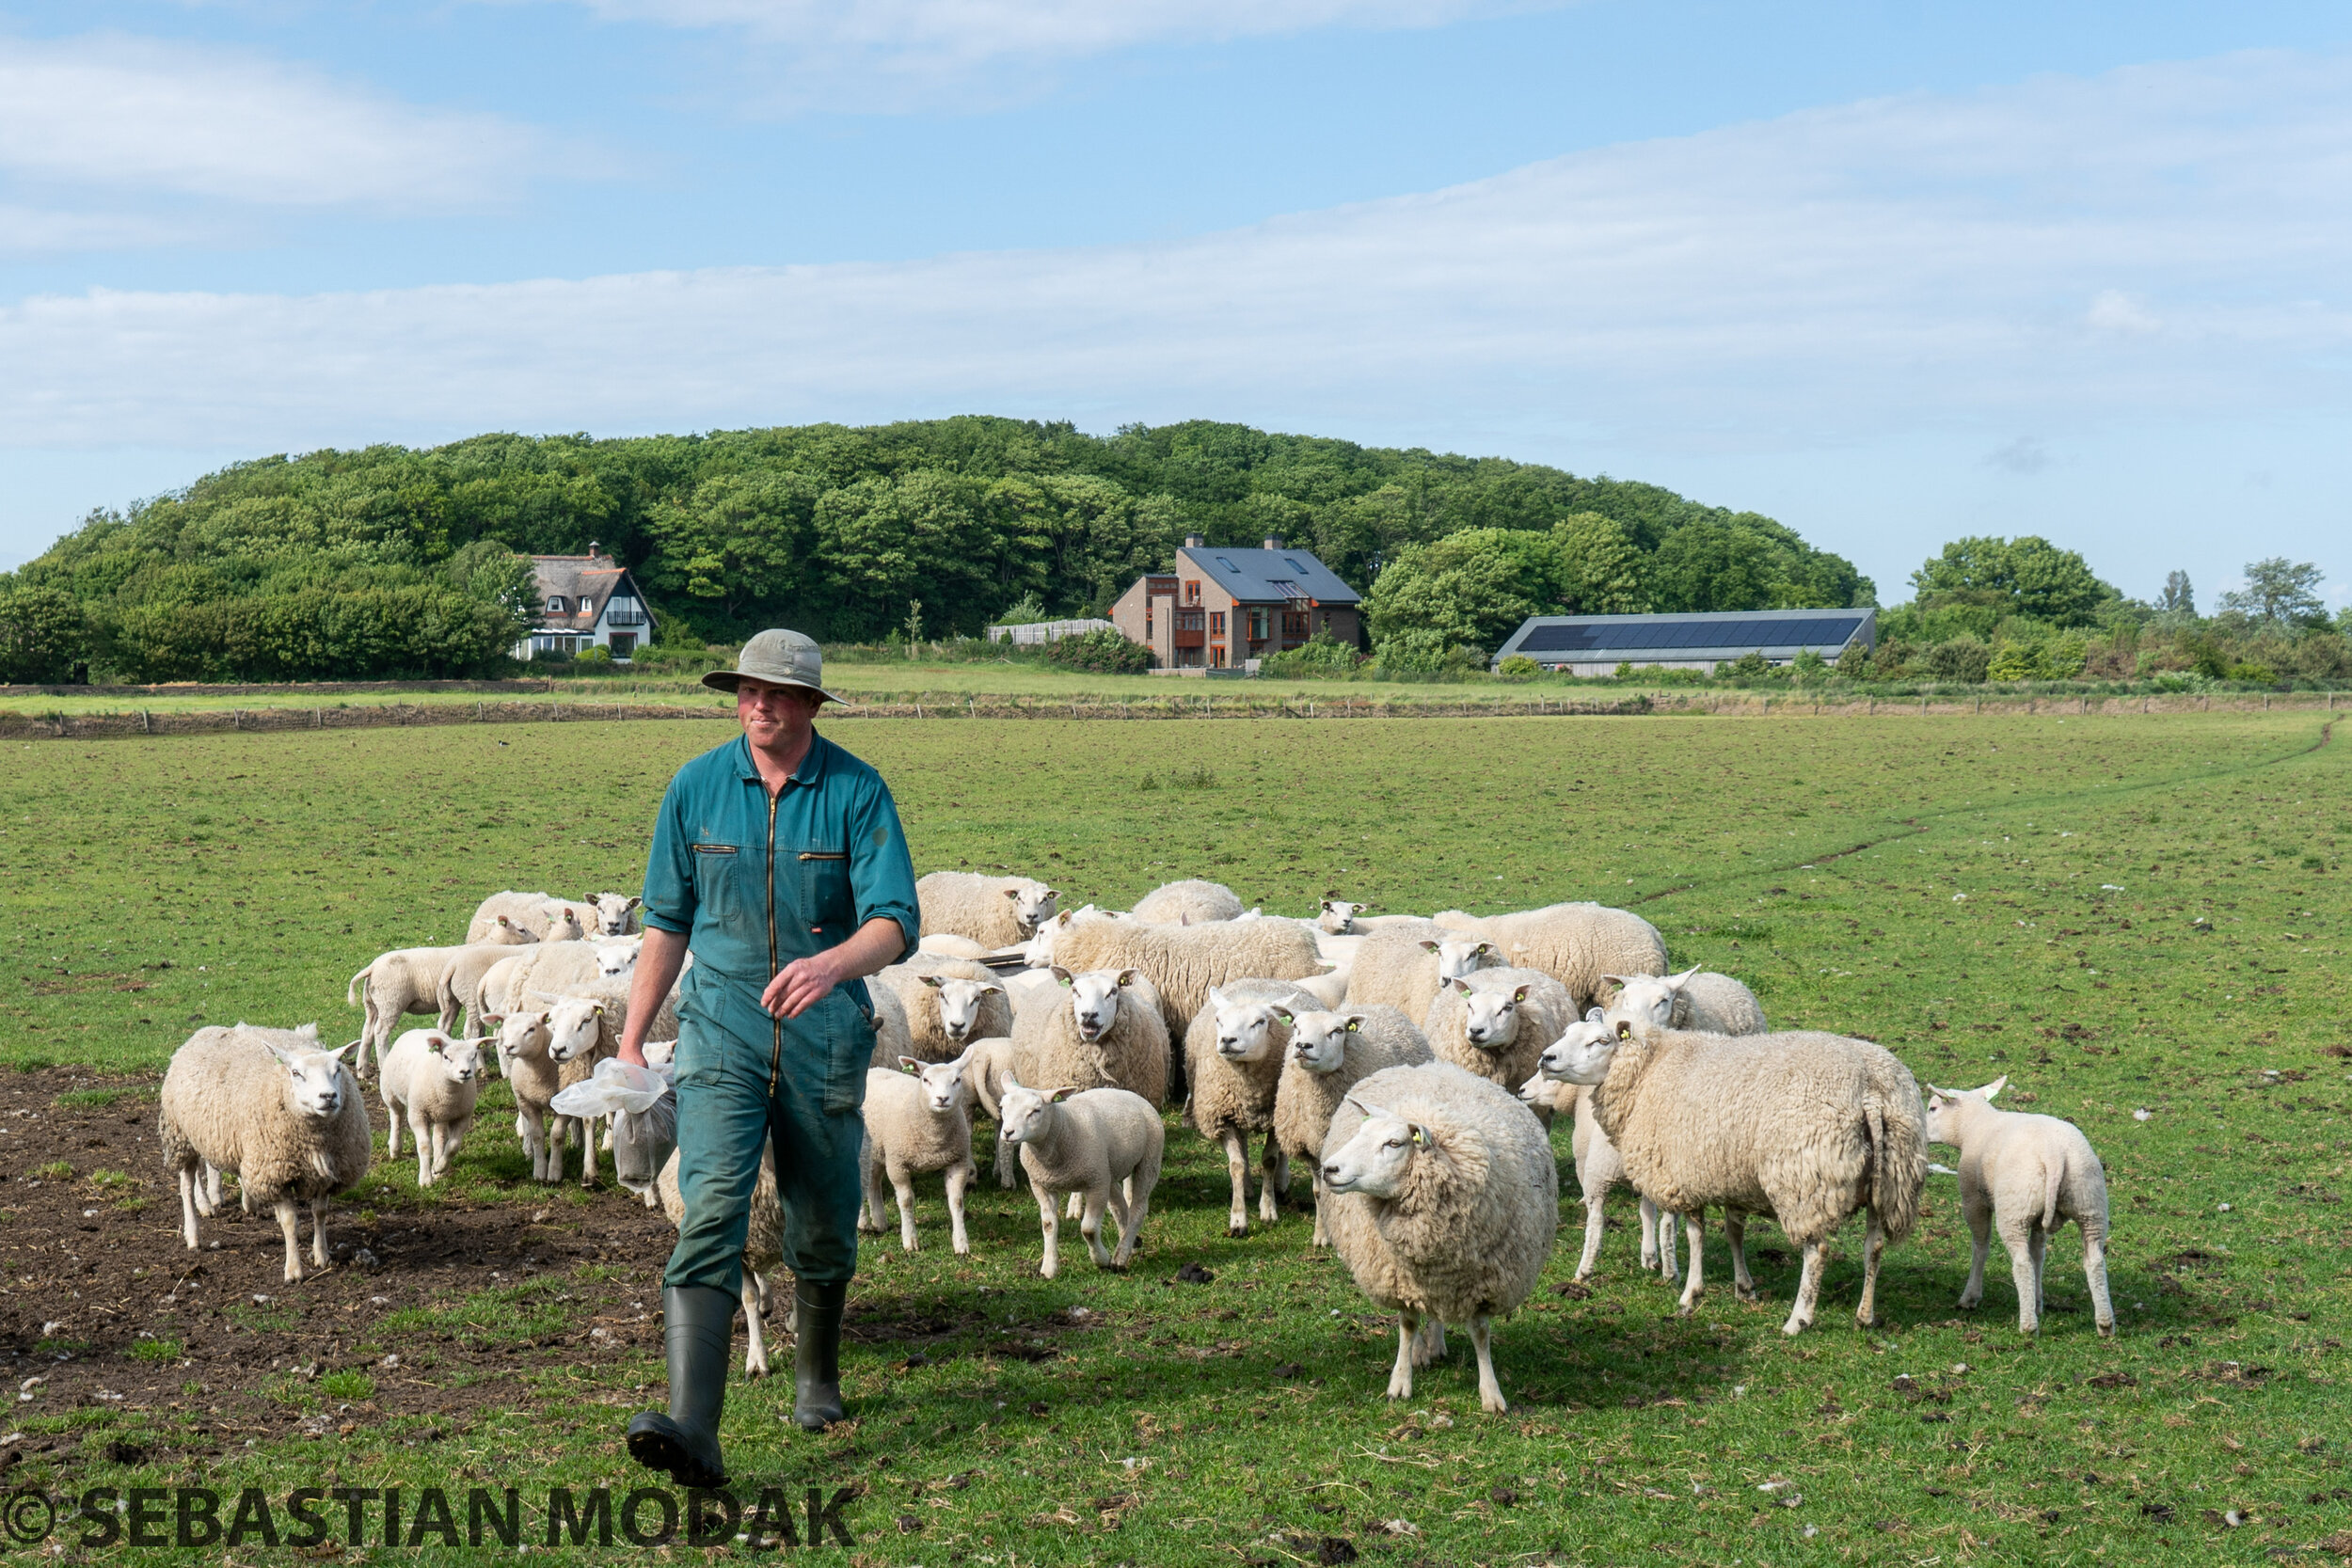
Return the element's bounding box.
[1443,902,1666,1011]
[467,890,570,942]
[863,1068,976,1178]
[1590,1025,1927,1247]
[1053,914,1322,1037]
[1009,969,1173,1108]
[916,872,1050,948]
[1323,1062,1557,1325]
[872,956,1015,1062]
[159,1026,373,1206]
[1130,879,1245,925]
[1271,1005,1433,1164]
[658,1144,783,1273]
[1419,966,1575,1091]
[1339,920,1457,1018]
[1181,978,1323,1141]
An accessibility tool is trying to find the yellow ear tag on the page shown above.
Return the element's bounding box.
[1614,1021,1632,1040]
[1408,1127,1427,1147]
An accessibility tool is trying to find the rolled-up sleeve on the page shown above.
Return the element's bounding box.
[640,776,698,936]
[847,774,919,961]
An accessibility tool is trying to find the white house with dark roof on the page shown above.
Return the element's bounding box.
[1109,535,1362,670]
[513,546,657,662]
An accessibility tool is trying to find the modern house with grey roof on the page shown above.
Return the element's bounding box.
[1492,609,1875,675]
[513,546,657,662]
[1109,535,1362,670]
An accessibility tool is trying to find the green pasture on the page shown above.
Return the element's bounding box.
[2,712,2349,1564]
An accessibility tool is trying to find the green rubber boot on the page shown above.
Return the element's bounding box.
[792,1277,849,1430]
[626,1285,736,1487]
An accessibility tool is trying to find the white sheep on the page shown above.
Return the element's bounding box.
[1343,922,1504,1021]
[1432,901,1667,1012]
[957,1035,1024,1189]
[1009,966,1172,1109]
[1130,879,1244,925]
[1546,1020,1928,1334]
[1419,967,1576,1091]
[467,891,588,944]
[1600,968,1767,1035]
[916,933,993,962]
[433,942,539,1046]
[586,891,643,936]
[1320,1061,1558,1413]
[379,1028,488,1187]
[347,945,482,1079]
[158,1023,373,1282]
[1532,1022,1677,1284]
[657,1146,784,1377]
[1315,898,1371,935]
[486,1002,604,1183]
[997,1075,1166,1278]
[1183,979,1323,1235]
[870,957,1011,1062]
[1050,911,1324,1041]
[916,871,1061,947]
[859,1054,978,1254]
[1924,1078,2114,1336]
[1270,1006,1435,1245]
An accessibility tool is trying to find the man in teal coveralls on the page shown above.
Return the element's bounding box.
[615,629,919,1486]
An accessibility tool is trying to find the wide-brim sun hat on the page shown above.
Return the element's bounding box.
[702,628,849,705]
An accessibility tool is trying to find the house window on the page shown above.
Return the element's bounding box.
[546,595,566,613]
[1282,610,1309,640]
[607,594,644,626]
[1248,608,1271,641]
[1210,643,1226,668]
[1209,611,1225,636]
[1184,580,1200,605]
[609,632,637,657]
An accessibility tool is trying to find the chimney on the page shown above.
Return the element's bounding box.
[1183,533,1206,547]
[586,540,600,559]
[1263,535,1284,551]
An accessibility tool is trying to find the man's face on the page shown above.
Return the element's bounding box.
[738,677,821,750]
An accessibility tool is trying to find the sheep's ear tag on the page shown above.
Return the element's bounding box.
[1344,1018,1362,1033]
[1614,1020,1633,1040]
[1003,887,1021,900]
[1408,1126,1428,1148]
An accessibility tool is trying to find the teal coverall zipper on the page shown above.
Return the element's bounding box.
[765,784,783,1095]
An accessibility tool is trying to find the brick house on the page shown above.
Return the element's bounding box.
[512,546,657,662]
[1110,536,1362,670]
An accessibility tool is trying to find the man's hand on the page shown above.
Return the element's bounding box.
[761,915,908,1020]
[618,927,691,1067]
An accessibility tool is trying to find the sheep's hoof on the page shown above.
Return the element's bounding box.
[1854,1309,1880,1329]
[1674,1300,1696,1318]
[1480,1394,1509,1415]
[1227,1223,1248,1239]
[1734,1285,1759,1303]
[2096,1321,2116,1337]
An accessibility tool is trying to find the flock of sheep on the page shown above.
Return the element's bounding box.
[150,871,2117,1416]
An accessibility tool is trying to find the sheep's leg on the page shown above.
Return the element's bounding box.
[1782,1241,1824,1336]
[893,1168,921,1253]
[1854,1210,1886,1328]
[441,1114,470,1173]
[1725,1211,1756,1302]
[995,1131,1018,1189]
[415,1113,435,1188]
[199,1162,222,1217]
[1113,1170,1150,1268]
[1067,1189,1084,1221]
[1257,1135,1283,1224]
[739,1274,768,1378]
[1677,1212,1706,1317]
[1387,1311,1419,1402]
[1219,1129,1250,1237]
[275,1200,307,1283]
[2082,1224,2114,1335]
[1960,1201,1991,1309]
[385,1097,404,1163]
[1079,1188,1117,1269]
[1633,1190,1657,1274]
[1412,1317,1445,1368]
[858,1154,887,1236]
[177,1165,201,1250]
[309,1197,329,1270]
[601,1115,614,1152]
[946,1164,972,1257]
[1031,1180,1062,1279]
[1310,1176,1330,1248]
[2002,1225,2041,1334]
[577,1115,600,1188]
[2028,1225,2049,1312]
[1470,1314,1506,1415]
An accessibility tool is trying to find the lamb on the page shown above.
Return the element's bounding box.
[1599,968,1767,1036]
[996,1076,1166,1278]
[957,1036,1024,1188]
[1546,1019,1928,1334]
[481,914,537,946]
[158,1023,373,1282]
[435,942,539,1042]
[1183,979,1323,1236]
[658,1145,785,1377]
[1269,1006,1434,1244]
[916,933,993,962]
[859,1054,978,1254]
[551,1056,677,1209]
[1419,967,1576,1091]
[1343,921,1503,1020]
[347,946,476,1078]
[467,891,589,944]
[486,1002,606,1183]
[1319,1061,1558,1413]
[862,979,914,1069]
[1531,1022,1678,1283]
[916,871,1061,947]
[869,956,1012,1062]
[1432,902,1667,1012]
[475,941,619,1020]
[1316,898,1371,935]
[1130,879,1244,925]
[1049,911,1323,1039]
[378,1028,488,1187]
[1009,966,1172,1109]
[587,892,643,936]
[1924,1078,2114,1336]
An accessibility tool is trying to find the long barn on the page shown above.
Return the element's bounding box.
[1492,608,1876,675]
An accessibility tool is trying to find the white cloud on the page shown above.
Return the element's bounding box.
[2,48,2349,451]
[0,34,552,209]
[2087,290,2160,334]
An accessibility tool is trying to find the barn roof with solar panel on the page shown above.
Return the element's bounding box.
[1492,608,1876,674]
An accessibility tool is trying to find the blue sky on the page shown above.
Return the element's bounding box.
[3,0,2349,612]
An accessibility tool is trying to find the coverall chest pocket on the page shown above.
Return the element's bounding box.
[692,842,752,927]
[798,847,853,931]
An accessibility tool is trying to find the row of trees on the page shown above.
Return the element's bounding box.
[0,417,1868,683]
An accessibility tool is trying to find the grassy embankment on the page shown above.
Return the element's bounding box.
[1,713,2347,1564]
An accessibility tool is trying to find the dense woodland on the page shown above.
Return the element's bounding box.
[0,418,1868,682]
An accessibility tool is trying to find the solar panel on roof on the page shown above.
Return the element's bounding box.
[1511,613,1867,657]
[1216,557,1239,571]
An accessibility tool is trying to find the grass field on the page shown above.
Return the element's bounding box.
[1,712,2347,1564]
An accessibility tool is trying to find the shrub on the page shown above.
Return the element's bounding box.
[0,583,89,685]
[1045,627,1151,674]
[1872,638,1918,679]
[1790,647,1829,682]
[1834,641,1871,678]
[1496,655,1540,681]
[1260,632,1362,678]
[993,592,1051,626]
[575,644,613,666]
[1927,638,1993,683]
[1987,642,2038,682]
[1720,650,1772,678]
[1624,663,1706,687]
[2229,663,2278,684]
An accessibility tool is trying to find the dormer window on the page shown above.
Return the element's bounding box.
[547,596,566,613]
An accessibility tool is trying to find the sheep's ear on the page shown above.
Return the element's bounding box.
[1206,986,1225,1009]
[1002,886,1021,901]
[1583,1006,1605,1023]
[1417,939,1439,953]
[1048,1085,1080,1103]
[1406,1122,1431,1148]
[1511,985,1531,1004]
[1343,1014,1366,1033]
[1116,968,1141,988]
[1924,1085,1949,1103]
[296,1022,320,1040]
[1473,942,1493,958]
[1613,1019,1634,1041]
[535,1011,551,1025]
[480,1012,505,1028]
[627,896,642,911]
[977,981,1003,996]
[426,1035,446,1054]
[1002,1070,1024,1093]
[1980,1075,2008,1101]
[897,1055,922,1073]
[1320,899,1334,912]
[1449,978,1471,994]
[1599,974,1628,989]
[1270,1006,1295,1026]
[918,974,944,989]
[1669,966,1702,989]
[1051,966,1074,987]
[592,1004,606,1017]
[1340,1093,1375,1117]
[326,1042,358,1066]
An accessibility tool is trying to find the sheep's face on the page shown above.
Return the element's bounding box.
[1317,899,1368,936]
[1209,989,1287,1062]
[1455,981,1530,1049]
[642,1039,677,1067]
[1538,1019,1617,1085]
[1321,1102,1425,1199]
[1421,938,1496,983]
[595,941,642,980]
[1055,968,1130,1042]
[996,1077,1075,1147]
[491,1011,554,1063]
[269,1043,355,1120]
[548,907,585,941]
[1922,1076,2003,1145]
[1005,881,1060,936]
[591,893,643,936]
[1601,968,1693,1030]
[489,915,534,946]
[546,1001,605,1064]
[428,1034,487,1084]
[1517,1072,1558,1111]
[1281,1010,1364,1075]
[922,975,1002,1043]
[901,1055,973,1115]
